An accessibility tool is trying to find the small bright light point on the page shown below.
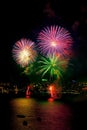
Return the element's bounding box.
[49,85,53,91]
[51,41,57,47]
[19,49,29,61]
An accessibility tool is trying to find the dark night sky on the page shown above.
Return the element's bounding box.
[0,0,87,83]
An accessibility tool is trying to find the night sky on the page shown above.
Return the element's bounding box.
[0,0,87,83]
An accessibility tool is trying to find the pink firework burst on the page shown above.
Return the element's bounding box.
[12,38,37,67]
[37,25,73,57]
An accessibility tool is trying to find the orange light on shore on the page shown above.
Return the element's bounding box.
[48,85,56,99]
[48,84,62,99]
[49,85,54,91]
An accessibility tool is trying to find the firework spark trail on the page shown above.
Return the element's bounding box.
[38,54,68,79]
[38,25,73,57]
[12,38,37,67]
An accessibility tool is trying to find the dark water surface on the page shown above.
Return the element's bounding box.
[0,96,87,130]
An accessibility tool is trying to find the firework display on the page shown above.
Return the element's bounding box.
[12,24,74,83]
[37,25,73,56]
[38,54,68,78]
[12,38,37,67]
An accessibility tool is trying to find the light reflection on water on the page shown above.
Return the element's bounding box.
[1,97,73,130]
[10,98,73,130]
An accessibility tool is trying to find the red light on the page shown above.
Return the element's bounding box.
[49,85,53,91]
[26,95,30,98]
[48,98,54,102]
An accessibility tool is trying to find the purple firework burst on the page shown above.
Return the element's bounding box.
[37,25,73,57]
